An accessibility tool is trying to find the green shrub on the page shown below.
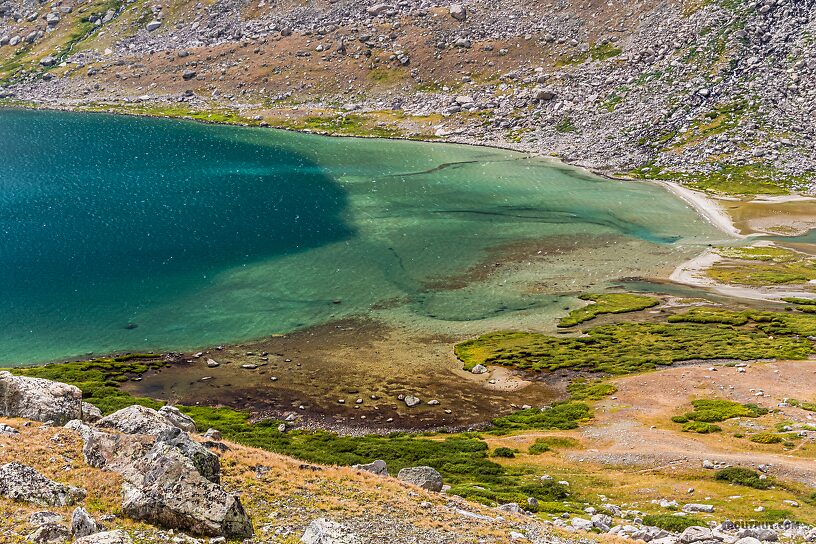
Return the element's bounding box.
[682,421,721,433]
[715,467,771,489]
[567,379,617,400]
[528,442,551,455]
[490,402,591,434]
[642,514,708,532]
[528,436,579,455]
[749,433,784,444]
[682,399,767,423]
[455,312,815,375]
[492,447,516,458]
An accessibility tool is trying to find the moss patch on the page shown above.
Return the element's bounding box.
[558,293,659,327]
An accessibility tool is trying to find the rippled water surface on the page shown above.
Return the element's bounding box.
[0,109,728,363]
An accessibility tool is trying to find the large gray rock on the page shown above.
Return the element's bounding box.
[0,422,18,434]
[81,402,102,423]
[397,466,443,492]
[0,371,82,425]
[71,507,101,538]
[74,531,132,544]
[29,512,64,527]
[152,427,220,484]
[122,444,252,537]
[682,503,715,513]
[158,406,196,432]
[0,463,85,506]
[66,420,154,474]
[97,405,178,435]
[449,4,466,20]
[351,460,387,476]
[26,523,71,543]
[734,538,762,544]
[301,518,361,544]
[679,527,715,544]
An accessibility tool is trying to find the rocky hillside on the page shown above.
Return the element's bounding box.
[0,0,814,194]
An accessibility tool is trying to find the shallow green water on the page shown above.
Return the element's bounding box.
[0,109,729,364]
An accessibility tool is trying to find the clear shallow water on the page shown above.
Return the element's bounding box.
[0,109,729,364]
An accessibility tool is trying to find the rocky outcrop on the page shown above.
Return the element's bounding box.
[0,462,85,507]
[397,466,443,492]
[0,371,81,425]
[68,419,249,537]
[122,442,252,537]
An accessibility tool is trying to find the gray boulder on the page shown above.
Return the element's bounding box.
[397,466,443,492]
[26,523,71,543]
[682,503,715,513]
[145,20,161,31]
[0,462,85,507]
[97,405,177,435]
[74,531,132,544]
[470,364,487,374]
[158,406,196,432]
[351,459,388,476]
[679,527,714,544]
[122,444,252,537]
[29,512,64,526]
[734,538,762,544]
[0,422,18,434]
[449,4,466,20]
[0,371,82,425]
[71,507,101,538]
[301,518,361,544]
[151,427,220,483]
[81,402,102,423]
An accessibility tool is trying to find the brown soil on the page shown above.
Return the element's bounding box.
[123,318,565,434]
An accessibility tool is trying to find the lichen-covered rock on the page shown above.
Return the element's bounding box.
[154,427,220,484]
[158,405,196,432]
[122,445,253,537]
[81,402,103,423]
[301,518,361,544]
[397,466,443,492]
[26,523,71,544]
[351,459,387,476]
[74,530,132,544]
[0,462,85,506]
[0,371,81,425]
[71,507,101,538]
[66,420,154,474]
[96,405,178,435]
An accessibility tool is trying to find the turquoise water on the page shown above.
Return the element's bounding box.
[0,109,728,364]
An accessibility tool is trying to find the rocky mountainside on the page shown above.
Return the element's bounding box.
[0,0,813,193]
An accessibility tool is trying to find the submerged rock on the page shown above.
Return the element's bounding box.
[0,462,85,507]
[0,371,82,425]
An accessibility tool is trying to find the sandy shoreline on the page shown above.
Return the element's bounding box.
[650,179,744,238]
